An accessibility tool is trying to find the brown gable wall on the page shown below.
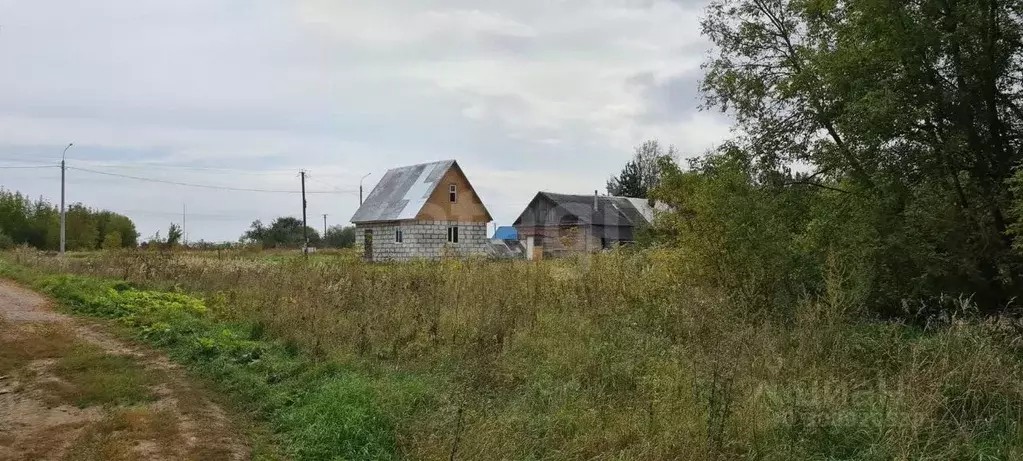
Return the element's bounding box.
[416,166,490,222]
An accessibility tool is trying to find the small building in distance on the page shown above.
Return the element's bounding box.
[492,226,518,240]
[350,160,493,262]
[488,225,525,259]
[512,191,654,260]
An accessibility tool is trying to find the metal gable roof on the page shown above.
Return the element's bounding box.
[350,160,493,223]
[350,160,452,223]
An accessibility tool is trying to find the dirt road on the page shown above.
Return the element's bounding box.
[0,279,253,461]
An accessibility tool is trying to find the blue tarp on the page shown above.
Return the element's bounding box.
[493,226,518,240]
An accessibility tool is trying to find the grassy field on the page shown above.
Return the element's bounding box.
[3,248,1023,460]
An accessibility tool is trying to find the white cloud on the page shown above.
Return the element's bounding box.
[0,0,729,241]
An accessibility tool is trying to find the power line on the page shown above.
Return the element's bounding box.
[0,165,58,169]
[111,209,255,221]
[67,166,357,194]
[308,176,349,193]
[68,161,313,176]
[0,153,356,177]
[0,154,61,163]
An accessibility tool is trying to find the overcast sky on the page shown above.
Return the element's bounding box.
[0,0,729,242]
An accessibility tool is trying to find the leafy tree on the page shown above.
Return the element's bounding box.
[607,140,678,198]
[0,231,13,250]
[241,217,321,248]
[0,188,136,251]
[651,148,817,315]
[95,211,139,248]
[242,220,267,245]
[607,161,645,198]
[324,225,356,249]
[167,223,183,247]
[64,204,99,251]
[690,0,1023,313]
[101,231,122,250]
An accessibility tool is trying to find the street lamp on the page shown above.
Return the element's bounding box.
[359,173,372,206]
[60,143,73,255]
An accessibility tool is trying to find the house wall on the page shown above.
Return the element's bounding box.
[355,220,489,262]
[517,225,635,258]
[416,166,490,223]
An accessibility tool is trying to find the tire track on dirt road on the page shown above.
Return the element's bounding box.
[0,279,252,461]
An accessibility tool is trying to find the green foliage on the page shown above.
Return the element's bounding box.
[651,150,818,315]
[242,218,321,248]
[166,223,183,247]
[692,0,1023,314]
[0,188,137,251]
[101,231,122,250]
[1009,168,1023,254]
[65,204,99,251]
[606,160,644,197]
[0,231,13,250]
[281,378,398,461]
[323,225,356,249]
[95,211,139,248]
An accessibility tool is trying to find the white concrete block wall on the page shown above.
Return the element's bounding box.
[355,220,489,262]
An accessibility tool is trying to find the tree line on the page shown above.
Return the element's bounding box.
[241,217,356,249]
[0,188,138,250]
[605,0,1023,318]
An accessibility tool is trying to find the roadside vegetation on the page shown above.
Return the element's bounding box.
[4,249,1023,460]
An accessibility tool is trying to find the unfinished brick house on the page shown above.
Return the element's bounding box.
[512,191,655,260]
[350,160,493,262]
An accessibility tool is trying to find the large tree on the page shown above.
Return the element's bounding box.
[242,217,321,248]
[323,225,356,249]
[0,188,137,251]
[690,0,1023,311]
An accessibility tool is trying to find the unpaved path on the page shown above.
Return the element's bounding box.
[0,279,252,461]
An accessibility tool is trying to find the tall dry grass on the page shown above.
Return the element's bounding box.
[9,248,1023,460]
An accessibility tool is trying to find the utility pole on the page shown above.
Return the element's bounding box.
[60,143,73,255]
[300,170,308,253]
[322,214,328,239]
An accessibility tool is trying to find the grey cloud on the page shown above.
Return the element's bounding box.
[628,70,705,122]
[0,0,730,242]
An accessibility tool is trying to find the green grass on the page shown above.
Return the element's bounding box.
[3,250,1023,460]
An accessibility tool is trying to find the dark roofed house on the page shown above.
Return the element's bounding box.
[350,160,493,262]
[512,191,655,260]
